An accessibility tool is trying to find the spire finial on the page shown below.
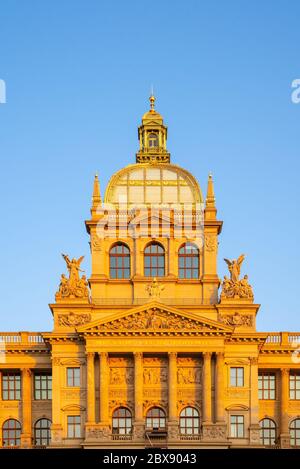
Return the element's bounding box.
[92,172,102,208]
[149,86,155,112]
[206,172,215,208]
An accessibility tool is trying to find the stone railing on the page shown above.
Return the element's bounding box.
[0,332,46,345]
[265,332,300,346]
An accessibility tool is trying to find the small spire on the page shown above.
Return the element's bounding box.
[149,93,155,112]
[206,172,216,208]
[92,173,102,207]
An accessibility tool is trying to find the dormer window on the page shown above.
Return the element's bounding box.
[148,133,158,148]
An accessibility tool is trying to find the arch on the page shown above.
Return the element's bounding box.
[290,418,300,447]
[178,243,199,279]
[226,404,249,411]
[34,418,51,446]
[179,406,200,436]
[144,242,165,277]
[259,418,277,446]
[109,242,130,279]
[112,407,132,435]
[145,407,166,430]
[2,419,21,447]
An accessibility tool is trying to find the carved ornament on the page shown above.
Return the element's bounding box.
[219,313,253,327]
[58,312,91,327]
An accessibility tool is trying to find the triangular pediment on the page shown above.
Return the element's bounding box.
[77,301,233,336]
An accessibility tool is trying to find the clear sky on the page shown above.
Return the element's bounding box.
[0,0,299,332]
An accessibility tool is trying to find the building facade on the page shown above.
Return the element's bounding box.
[0,97,299,449]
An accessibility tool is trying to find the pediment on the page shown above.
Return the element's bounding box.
[77,301,233,337]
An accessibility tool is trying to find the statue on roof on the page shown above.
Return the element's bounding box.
[221,255,253,301]
[55,254,89,301]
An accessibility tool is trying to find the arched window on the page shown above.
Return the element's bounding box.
[290,418,300,447]
[148,133,158,148]
[2,419,21,447]
[110,243,130,279]
[34,418,51,446]
[112,407,132,435]
[144,243,165,277]
[146,407,166,430]
[259,418,276,446]
[178,243,199,279]
[180,407,200,435]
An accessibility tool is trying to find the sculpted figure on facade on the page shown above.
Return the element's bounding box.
[145,277,165,298]
[221,255,254,300]
[55,254,90,300]
[58,312,91,327]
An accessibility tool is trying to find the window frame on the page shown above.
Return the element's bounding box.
[145,407,166,431]
[67,415,81,439]
[259,418,276,446]
[34,418,52,446]
[258,372,276,400]
[230,415,244,438]
[289,372,300,400]
[112,407,132,435]
[66,367,80,387]
[2,419,21,447]
[230,367,244,387]
[148,132,159,148]
[144,243,165,277]
[2,372,21,400]
[178,243,199,279]
[109,243,131,279]
[179,406,200,436]
[290,418,300,447]
[34,373,52,400]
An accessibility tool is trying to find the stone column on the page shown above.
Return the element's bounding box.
[168,352,179,441]
[99,352,109,425]
[249,357,260,445]
[215,352,225,422]
[133,352,144,440]
[202,352,212,423]
[168,352,177,420]
[50,358,63,446]
[280,368,290,448]
[86,352,96,423]
[21,368,32,448]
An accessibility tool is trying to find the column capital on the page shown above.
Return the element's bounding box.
[86,351,95,358]
[281,368,290,376]
[99,352,108,359]
[134,352,143,360]
[168,351,177,359]
[203,351,212,359]
[216,351,224,358]
[249,356,258,365]
[21,368,32,377]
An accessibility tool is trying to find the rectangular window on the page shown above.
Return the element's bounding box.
[34,373,52,400]
[67,368,80,387]
[67,416,81,438]
[230,415,244,438]
[2,372,21,400]
[290,372,300,400]
[230,367,244,387]
[258,372,276,400]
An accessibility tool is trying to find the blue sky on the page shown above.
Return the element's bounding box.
[0,0,299,331]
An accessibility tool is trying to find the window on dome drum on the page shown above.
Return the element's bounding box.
[146,408,166,431]
[2,419,21,447]
[110,243,130,279]
[112,407,132,435]
[230,415,244,438]
[289,372,300,400]
[148,133,158,148]
[67,367,80,387]
[144,243,165,277]
[230,367,244,387]
[290,419,300,447]
[178,243,199,279]
[67,416,81,438]
[34,419,51,446]
[259,418,276,446]
[179,407,200,436]
[258,372,276,400]
[2,372,21,400]
[34,373,52,400]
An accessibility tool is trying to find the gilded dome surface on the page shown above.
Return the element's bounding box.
[104,163,203,207]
